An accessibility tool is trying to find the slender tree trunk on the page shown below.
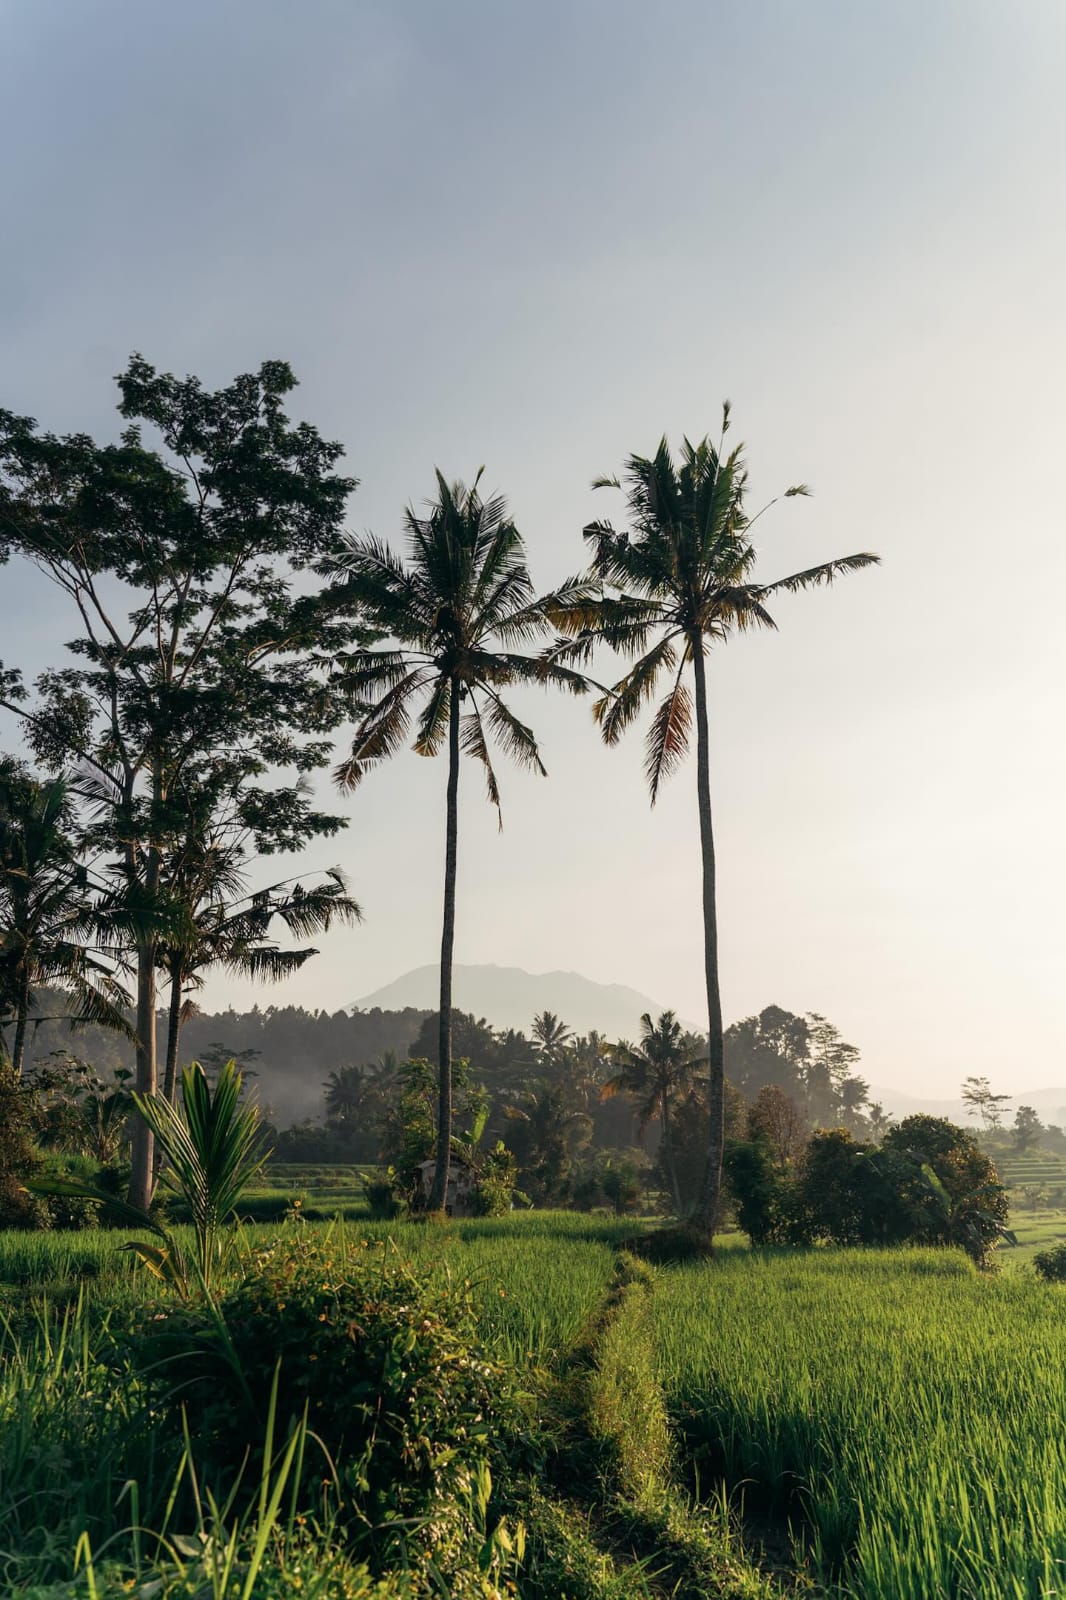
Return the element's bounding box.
[163,967,183,1106]
[129,945,157,1210]
[129,816,162,1210]
[661,1089,683,1217]
[429,683,461,1213]
[11,970,30,1077]
[691,640,726,1238]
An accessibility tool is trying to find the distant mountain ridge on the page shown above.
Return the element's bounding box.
[353,963,694,1040]
[870,1084,1066,1126]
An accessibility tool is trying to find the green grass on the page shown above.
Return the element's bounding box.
[14,1213,1066,1596]
[0,1211,635,1594]
[654,1245,1066,1599]
[0,1210,632,1366]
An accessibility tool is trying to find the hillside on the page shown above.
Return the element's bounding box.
[354,963,688,1039]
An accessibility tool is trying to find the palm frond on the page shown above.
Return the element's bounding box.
[759,552,881,597]
[334,672,422,789]
[594,633,680,746]
[413,675,452,758]
[460,699,502,827]
[484,693,547,775]
[644,658,693,803]
[228,946,315,982]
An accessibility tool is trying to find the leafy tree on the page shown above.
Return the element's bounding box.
[322,1054,398,1161]
[551,418,877,1234]
[804,1012,865,1126]
[30,1052,133,1163]
[602,1010,702,1215]
[789,1116,1009,1264]
[1013,1104,1044,1154]
[0,1060,47,1227]
[410,1009,506,1079]
[881,1114,1009,1264]
[866,1101,891,1141]
[725,1005,810,1099]
[747,1083,807,1168]
[961,1075,1012,1133]
[378,1055,492,1209]
[0,358,360,1206]
[325,470,588,1208]
[0,762,130,1074]
[725,1138,796,1247]
[838,1073,871,1134]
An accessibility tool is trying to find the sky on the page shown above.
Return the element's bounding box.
[2,0,1065,1097]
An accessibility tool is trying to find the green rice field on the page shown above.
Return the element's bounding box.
[654,1246,1066,1599]
[6,1215,1066,1595]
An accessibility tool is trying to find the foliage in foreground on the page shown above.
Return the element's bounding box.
[130,1230,526,1589]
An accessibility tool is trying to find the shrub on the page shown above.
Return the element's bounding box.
[472,1142,518,1217]
[133,1231,522,1587]
[724,1139,795,1246]
[363,1171,403,1219]
[882,1115,1009,1264]
[1034,1242,1066,1283]
[0,1062,47,1229]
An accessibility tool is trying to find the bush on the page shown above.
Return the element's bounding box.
[471,1143,519,1217]
[133,1231,522,1587]
[793,1120,1009,1264]
[1034,1242,1066,1283]
[363,1172,403,1219]
[0,1062,47,1229]
[571,1151,647,1216]
[724,1139,795,1246]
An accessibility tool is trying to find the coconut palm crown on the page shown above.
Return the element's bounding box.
[325,469,590,1209]
[602,1010,703,1217]
[550,410,879,1235]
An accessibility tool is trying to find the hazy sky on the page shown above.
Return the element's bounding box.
[3,1,1064,1096]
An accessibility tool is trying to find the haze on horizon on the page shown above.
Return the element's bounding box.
[2,0,1064,1099]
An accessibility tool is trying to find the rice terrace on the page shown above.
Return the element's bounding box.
[2,4,1065,1597]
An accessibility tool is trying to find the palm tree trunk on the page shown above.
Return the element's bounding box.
[429,683,461,1213]
[661,1089,683,1217]
[11,969,30,1077]
[691,640,726,1238]
[163,967,183,1106]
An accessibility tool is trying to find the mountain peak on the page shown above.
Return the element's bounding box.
[354,963,695,1039]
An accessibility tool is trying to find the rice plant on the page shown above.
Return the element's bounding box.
[654,1246,1066,1599]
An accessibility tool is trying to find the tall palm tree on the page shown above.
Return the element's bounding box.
[602,1010,701,1216]
[0,763,130,1074]
[551,414,878,1236]
[326,471,589,1210]
[531,1010,573,1069]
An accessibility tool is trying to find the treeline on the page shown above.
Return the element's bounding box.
[271,1002,878,1215]
[7,993,879,1221]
